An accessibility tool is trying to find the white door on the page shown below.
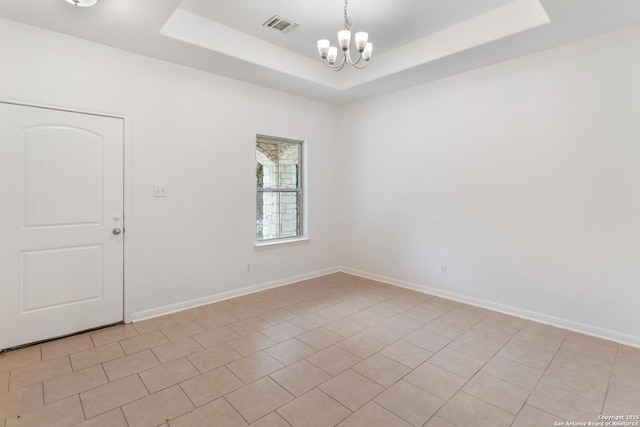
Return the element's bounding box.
[0,102,124,350]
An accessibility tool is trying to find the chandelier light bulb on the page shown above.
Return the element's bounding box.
[355,32,368,52]
[337,30,351,51]
[362,43,373,61]
[327,47,338,65]
[317,39,330,58]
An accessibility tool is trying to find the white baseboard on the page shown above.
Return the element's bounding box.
[340,266,640,349]
[130,264,639,348]
[130,266,340,322]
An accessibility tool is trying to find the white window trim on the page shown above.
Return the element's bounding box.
[255,134,307,245]
[254,236,310,250]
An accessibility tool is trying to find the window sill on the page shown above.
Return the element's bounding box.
[254,237,310,250]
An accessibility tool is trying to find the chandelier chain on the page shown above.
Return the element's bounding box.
[343,0,352,31]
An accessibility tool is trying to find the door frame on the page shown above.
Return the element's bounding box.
[0,95,132,324]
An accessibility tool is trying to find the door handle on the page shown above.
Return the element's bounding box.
[113,228,122,235]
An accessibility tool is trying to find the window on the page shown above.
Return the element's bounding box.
[256,135,303,241]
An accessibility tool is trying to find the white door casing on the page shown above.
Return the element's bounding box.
[0,102,124,350]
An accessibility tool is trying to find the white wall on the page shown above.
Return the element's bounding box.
[2,17,639,346]
[338,25,640,345]
[0,18,340,319]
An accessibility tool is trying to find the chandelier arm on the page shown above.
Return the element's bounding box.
[352,60,369,70]
[344,50,353,65]
[333,60,347,71]
[325,59,346,71]
[350,52,364,66]
[323,54,347,71]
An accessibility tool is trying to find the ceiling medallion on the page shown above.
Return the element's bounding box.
[316,0,373,71]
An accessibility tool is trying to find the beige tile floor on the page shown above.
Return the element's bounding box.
[1,273,639,427]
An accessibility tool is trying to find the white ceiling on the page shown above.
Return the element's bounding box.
[178,0,517,60]
[1,0,640,105]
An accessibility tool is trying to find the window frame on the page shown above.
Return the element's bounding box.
[255,134,307,247]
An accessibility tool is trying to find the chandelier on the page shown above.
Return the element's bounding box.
[316,0,373,71]
[64,0,98,6]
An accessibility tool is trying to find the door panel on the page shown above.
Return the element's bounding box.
[21,244,103,312]
[0,102,124,350]
[22,126,103,228]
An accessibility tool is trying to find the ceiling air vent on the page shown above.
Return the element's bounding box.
[263,15,299,34]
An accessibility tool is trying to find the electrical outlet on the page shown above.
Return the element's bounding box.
[440,264,448,275]
[153,185,168,197]
[245,262,251,273]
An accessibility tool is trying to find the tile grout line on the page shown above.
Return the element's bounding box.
[412,313,517,427]
[468,321,542,427]
[117,406,131,427]
[226,291,401,425]
[601,343,620,416]
[368,311,527,426]
[293,292,434,424]
[515,330,570,424]
[221,394,251,425]
[324,309,488,426]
